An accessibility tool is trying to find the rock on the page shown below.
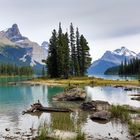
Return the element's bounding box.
[113,137,119,140]
[131,97,140,101]
[80,101,96,111]
[80,100,110,111]
[5,128,10,131]
[15,132,20,134]
[90,110,111,121]
[114,85,123,88]
[53,87,86,101]
[135,133,140,139]
[124,88,132,91]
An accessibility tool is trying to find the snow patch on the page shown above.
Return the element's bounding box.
[30,58,36,67]
[113,46,137,57]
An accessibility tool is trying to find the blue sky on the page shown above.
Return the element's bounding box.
[0,0,140,61]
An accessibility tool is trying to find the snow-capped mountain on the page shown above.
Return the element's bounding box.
[0,24,48,72]
[41,41,48,57]
[113,47,137,58]
[88,47,139,75]
[136,53,140,58]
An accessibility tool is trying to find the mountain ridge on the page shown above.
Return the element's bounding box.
[88,46,140,75]
[0,24,48,72]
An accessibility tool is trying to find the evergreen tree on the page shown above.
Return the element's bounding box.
[42,66,46,77]
[75,27,80,76]
[0,64,33,76]
[79,35,92,76]
[62,32,70,78]
[57,22,64,77]
[119,58,140,75]
[46,23,92,78]
[69,23,76,75]
[47,29,58,78]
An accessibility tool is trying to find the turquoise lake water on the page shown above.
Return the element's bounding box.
[0,77,139,139]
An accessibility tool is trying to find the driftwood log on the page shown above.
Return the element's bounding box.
[22,100,72,115]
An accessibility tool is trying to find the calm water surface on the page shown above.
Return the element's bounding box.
[89,74,138,80]
[0,79,139,139]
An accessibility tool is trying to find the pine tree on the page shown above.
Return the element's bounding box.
[62,32,70,78]
[57,22,64,77]
[46,23,92,78]
[42,66,45,77]
[79,35,92,76]
[47,29,58,78]
[69,23,76,76]
[75,27,80,76]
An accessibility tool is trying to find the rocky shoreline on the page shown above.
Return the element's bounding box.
[3,82,140,140]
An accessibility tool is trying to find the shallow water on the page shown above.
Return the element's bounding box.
[86,86,140,107]
[0,83,139,139]
[89,74,138,80]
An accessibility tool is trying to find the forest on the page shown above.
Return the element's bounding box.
[104,58,140,76]
[0,63,33,76]
[119,58,140,75]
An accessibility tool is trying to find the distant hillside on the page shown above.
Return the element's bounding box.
[104,66,119,75]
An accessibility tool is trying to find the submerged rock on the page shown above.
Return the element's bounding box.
[5,128,10,131]
[52,87,86,101]
[134,133,140,139]
[124,88,133,91]
[114,85,123,88]
[80,101,96,111]
[90,110,111,121]
[80,100,110,111]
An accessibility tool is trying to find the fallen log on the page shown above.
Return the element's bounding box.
[22,100,72,115]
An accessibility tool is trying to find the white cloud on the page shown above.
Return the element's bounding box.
[0,0,140,61]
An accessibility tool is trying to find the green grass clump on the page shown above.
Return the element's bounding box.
[109,105,130,122]
[37,124,49,140]
[74,131,85,140]
[128,120,140,136]
[110,105,140,136]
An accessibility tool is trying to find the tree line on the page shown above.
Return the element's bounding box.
[0,63,33,76]
[46,23,92,78]
[119,58,140,75]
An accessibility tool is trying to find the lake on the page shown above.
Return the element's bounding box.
[0,79,139,139]
[89,74,138,80]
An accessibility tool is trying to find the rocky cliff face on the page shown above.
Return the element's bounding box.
[0,24,48,72]
[4,24,27,42]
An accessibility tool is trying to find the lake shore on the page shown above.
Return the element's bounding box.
[17,76,140,87]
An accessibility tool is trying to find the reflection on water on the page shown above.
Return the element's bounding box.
[86,86,140,107]
[83,118,129,140]
[0,76,32,84]
[89,74,138,80]
[0,84,139,139]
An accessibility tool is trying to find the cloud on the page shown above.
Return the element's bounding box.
[0,0,140,61]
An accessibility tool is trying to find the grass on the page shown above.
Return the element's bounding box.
[128,121,140,136]
[74,131,85,140]
[37,123,50,140]
[29,76,140,87]
[36,114,86,140]
[37,105,140,139]
[109,105,130,122]
[109,105,140,136]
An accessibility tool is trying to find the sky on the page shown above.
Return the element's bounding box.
[0,0,140,61]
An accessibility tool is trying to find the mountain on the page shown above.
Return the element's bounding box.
[0,24,48,72]
[137,53,140,58]
[88,47,139,75]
